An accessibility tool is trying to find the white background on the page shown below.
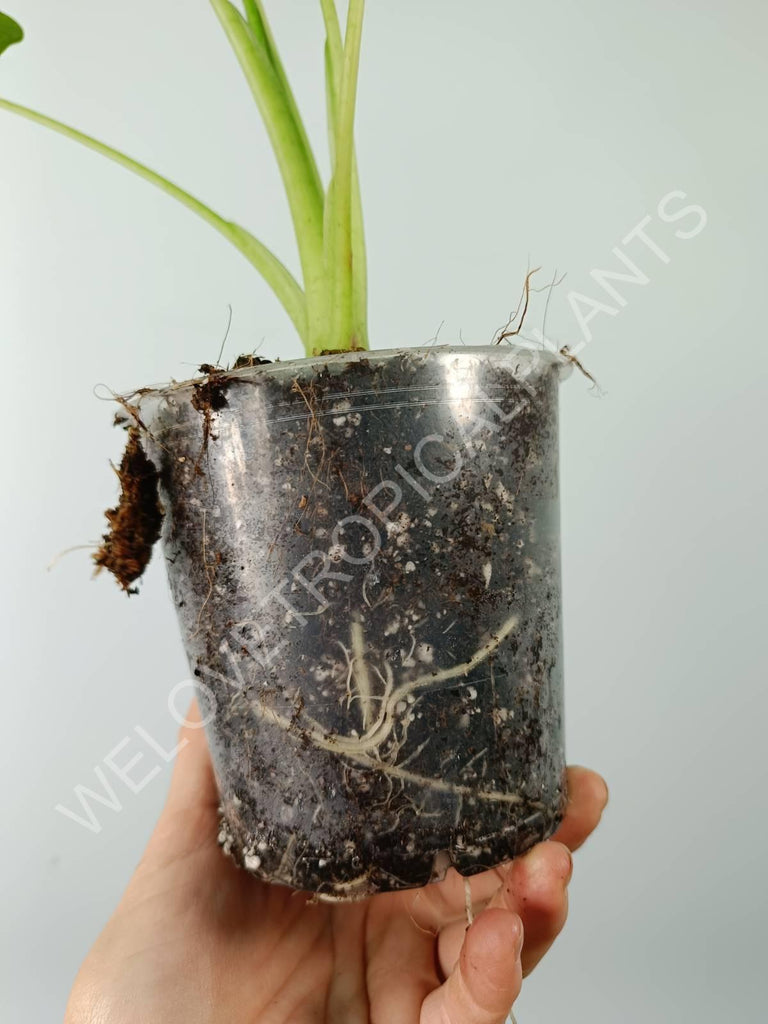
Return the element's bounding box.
[1,1,766,1020]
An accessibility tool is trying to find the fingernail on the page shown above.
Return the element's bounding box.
[562,844,574,884]
[522,841,549,866]
[513,916,524,959]
[599,777,610,810]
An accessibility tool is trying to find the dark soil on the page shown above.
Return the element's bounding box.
[232,354,273,369]
[94,427,164,592]
[135,347,567,898]
[190,371,231,463]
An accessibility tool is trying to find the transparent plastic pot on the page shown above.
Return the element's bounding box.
[138,345,570,899]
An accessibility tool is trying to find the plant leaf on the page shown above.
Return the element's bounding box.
[0,96,308,340]
[0,11,23,57]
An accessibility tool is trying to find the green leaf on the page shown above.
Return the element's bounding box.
[0,12,23,57]
[0,96,308,341]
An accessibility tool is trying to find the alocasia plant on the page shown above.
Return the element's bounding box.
[0,2,368,356]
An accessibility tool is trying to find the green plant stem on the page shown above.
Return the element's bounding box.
[1,2,372,357]
[243,0,320,192]
[0,96,308,340]
[321,0,368,349]
[211,0,328,352]
[326,0,365,350]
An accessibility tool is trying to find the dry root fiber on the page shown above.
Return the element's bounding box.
[93,427,164,592]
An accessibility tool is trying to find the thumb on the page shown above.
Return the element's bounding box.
[420,908,524,1024]
[163,700,219,817]
[138,701,220,870]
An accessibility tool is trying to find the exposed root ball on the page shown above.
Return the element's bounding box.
[94,427,164,592]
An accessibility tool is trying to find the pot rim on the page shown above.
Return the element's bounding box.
[128,342,570,404]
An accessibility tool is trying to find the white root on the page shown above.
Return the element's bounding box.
[326,610,520,757]
[209,613,522,804]
[351,619,374,730]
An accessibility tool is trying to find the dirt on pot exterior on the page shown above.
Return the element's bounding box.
[93,426,164,592]
[118,345,569,898]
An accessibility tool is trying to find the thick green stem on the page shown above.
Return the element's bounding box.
[1,2,372,356]
[322,0,368,349]
[325,0,366,350]
[210,0,328,352]
[243,0,321,197]
[0,96,308,340]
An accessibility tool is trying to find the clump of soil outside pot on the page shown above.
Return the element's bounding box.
[93,426,164,593]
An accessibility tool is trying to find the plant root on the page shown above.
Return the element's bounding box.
[213,614,525,805]
[191,370,231,471]
[559,345,602,391]
[493,267,541,344]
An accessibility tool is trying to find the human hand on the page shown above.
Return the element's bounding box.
[65,706,608,1024]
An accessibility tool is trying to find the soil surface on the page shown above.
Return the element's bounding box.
[133,346,567,897]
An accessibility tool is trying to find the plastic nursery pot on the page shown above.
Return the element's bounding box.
[137,344,570,899]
